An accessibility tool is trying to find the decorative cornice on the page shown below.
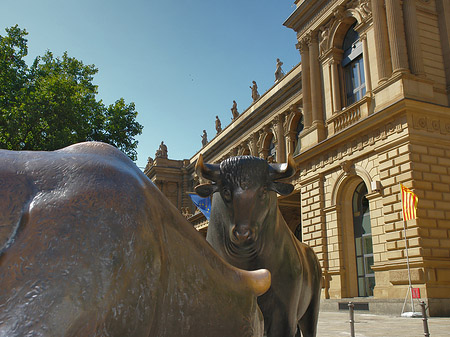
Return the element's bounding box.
[288,0,372,42]
[292,0,335,37]
[298,116,404,177]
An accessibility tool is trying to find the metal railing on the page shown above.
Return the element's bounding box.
[346,301,431,337]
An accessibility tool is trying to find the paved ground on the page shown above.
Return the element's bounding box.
[316,310,450,337]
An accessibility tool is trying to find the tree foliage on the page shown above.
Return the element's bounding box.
[0,25,143,160]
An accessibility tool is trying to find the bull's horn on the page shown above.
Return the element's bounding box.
[195,154,220,182]
[235,268,271,297]
[269,154,296,181]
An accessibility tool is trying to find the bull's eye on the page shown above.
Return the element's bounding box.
[222,188,232,202]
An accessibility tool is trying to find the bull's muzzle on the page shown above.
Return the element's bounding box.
[232,225,254,245]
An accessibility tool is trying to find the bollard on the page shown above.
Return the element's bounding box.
[420,301,430,337]
[348,302,355,337]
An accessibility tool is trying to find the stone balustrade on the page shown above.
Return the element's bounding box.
[327,96,371,135]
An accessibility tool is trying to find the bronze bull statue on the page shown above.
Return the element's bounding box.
[195,154,322,337]
[0,142,271,337]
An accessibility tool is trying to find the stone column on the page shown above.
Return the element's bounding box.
[371,0,392,81]
[309,31,324,124]
[360,33,373,94]
[385,0,409,73]
[298,40,312,128]
[286,132,297,155]
[436,0,450,103]
[274,114,286,163]
[258,130,265,158]
[331,59,342,112]
[249,132,259,157]
[403,0,425,76]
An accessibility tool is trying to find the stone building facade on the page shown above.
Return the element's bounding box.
[145,0,450,316]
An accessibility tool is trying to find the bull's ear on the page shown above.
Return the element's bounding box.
[194,183,218,197]
[269,181,294,196]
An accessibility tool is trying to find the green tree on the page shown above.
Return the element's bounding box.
[0,25,143,160]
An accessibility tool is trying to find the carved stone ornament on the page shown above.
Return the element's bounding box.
[340,160,354,176]
[301,34,311,49]
[319,24,330,55]
[333,5,345,21]
[413,114,450,134]
[344,0,372,23]
[357,0,372,20]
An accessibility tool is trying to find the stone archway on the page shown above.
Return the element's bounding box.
[336,175,365,298]
[285,106,304,156]
[334,173,375,298]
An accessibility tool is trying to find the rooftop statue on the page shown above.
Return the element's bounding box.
[201,130,208,147]
[0,142,271,337]
[195,154,322,337]
[155,141,168,159]
[250,81,260,102]
[275,58,285,82]
[215,116,222,134]
[143,156,154,174]
[231,100,239,119]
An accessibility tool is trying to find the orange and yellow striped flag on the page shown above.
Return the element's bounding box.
[400,184,418,221]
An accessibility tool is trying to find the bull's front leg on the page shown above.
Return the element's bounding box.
[258,291,298,337]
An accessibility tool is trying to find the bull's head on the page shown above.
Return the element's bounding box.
[195,155,296,247]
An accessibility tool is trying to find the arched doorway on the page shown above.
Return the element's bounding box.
[352,181,375,297]
[337,175,375,298]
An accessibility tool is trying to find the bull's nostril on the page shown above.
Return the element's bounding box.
[232,227,252,244]
[232,230,238,240]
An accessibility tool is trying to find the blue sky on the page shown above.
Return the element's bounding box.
[1,0,301,169]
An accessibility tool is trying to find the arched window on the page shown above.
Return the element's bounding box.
[293,115,304,155]
[342,23,365,106]
[352,182,374,297]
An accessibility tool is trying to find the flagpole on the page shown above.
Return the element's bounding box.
[401,217,415,314]
[400,184,417,316]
